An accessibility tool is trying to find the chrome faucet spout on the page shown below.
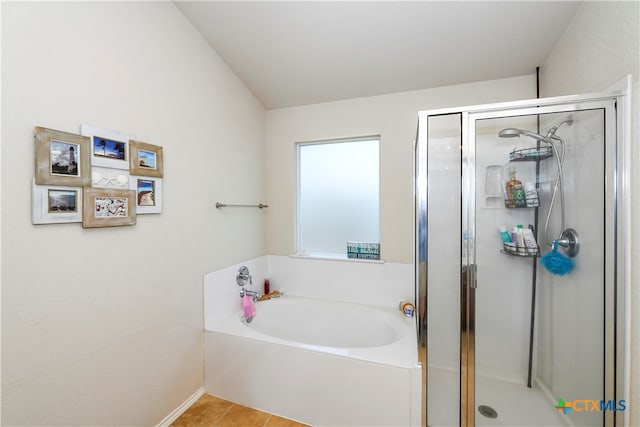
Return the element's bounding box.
[240,288,260,301]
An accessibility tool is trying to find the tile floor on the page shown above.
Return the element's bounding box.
[171,394,309,427]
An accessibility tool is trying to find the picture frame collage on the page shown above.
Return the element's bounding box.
[32,125,164,227]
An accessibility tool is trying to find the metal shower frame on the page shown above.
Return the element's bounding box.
[416,87,630,427]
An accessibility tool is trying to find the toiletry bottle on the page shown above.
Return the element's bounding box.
[521,227,538,253]
[524,182,538,207]
[516,224,525,252]
[498,225,512,243]
[264,278,270,295]
[505,169,526,207]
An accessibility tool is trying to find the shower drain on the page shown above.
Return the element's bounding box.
[478,405,498,419]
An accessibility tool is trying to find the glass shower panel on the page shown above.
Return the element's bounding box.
[422,113,462,427]
[473,109,606,426]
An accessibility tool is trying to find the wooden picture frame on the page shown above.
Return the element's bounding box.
[129,140,163,177]
[129,176,162,214]
[82,188,136,228]
[34,126,91,187]
[31,179,83,224]
[80,124,132,170]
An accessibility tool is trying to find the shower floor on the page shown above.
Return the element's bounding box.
[427,367,570,427]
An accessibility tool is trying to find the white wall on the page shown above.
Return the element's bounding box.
[540,2,639,425]
[266,75,537,264]
[1,2,265,425]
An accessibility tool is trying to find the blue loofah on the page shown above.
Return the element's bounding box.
[540,241,574,276]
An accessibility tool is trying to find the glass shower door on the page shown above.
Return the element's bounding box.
[466,101,618,427]
[418,112,463,427]
[418,92,625,427]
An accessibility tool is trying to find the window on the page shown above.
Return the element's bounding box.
[297,136,380,258]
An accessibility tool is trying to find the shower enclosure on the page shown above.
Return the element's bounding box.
[416,91,629,426]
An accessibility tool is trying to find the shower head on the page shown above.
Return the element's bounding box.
[498,128,549,142]
[498,116,574,142]
[497,128,522,138]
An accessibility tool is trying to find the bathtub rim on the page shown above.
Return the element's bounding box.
[206,294,420,370]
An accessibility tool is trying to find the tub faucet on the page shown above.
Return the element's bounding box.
[240,288,260,302]
[236,266,252,286]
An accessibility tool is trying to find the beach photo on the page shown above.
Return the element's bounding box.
[32,179,84,224]
[129,140,163,177]
[48,189,77,213]
[137,179,155,206]
[93,136,126,160]
[35,126,91,187]
[138,149,156,169]
[50,140,79,176]
[80,125,132,170]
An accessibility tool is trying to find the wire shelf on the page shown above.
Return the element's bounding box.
[509,146,553,162]
[501,243,539,257]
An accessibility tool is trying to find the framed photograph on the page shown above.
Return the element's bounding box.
[32,179,83,224]
[129,176,162,214]
[91,166,130,189]
[82,188,136,228]
[129,140,163,177]
[34,126,91,187]
[80,124,133,170]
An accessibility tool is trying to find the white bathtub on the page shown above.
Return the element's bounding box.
[204,295,422,426]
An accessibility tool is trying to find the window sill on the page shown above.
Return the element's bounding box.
[288,253,384,264]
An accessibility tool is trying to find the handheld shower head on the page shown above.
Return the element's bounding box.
[546,116,574,138]
[498,128,522,138]
[498,128,549,142]
[499,116,573,142]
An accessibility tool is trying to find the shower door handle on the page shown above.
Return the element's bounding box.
[469,264,478,289]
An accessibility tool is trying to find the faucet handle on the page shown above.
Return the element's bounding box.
[236,266,252,286]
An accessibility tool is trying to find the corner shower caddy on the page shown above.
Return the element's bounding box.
[508,146,552,162]
[501,240,539,257]
[502,146,552,209]
[499,145,551,257]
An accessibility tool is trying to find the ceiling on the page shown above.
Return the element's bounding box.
[174,1,582,110]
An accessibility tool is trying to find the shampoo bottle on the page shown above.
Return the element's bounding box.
[515,224,525,252]
[505,169,526,208]
[498,225,512,243]
[524,182,538,207]
[522,227,538,250]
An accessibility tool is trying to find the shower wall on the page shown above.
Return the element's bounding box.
[474,131,538,381]
[536,110,606,426]
[541,3,639,421]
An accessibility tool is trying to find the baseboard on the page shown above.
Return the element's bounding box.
[157,387,205,427]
